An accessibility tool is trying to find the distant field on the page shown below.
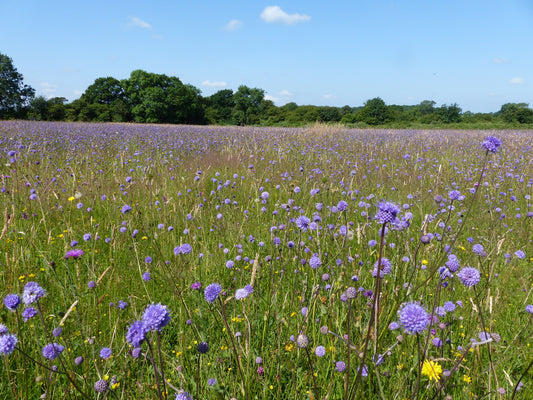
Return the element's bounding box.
[0,120,532,399]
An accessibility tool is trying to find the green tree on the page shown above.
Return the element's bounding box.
[499,103,533,124]
[206,89,235,124]
[0,53,35,119]
[359,97,388,125]
[81,77,125,105]
[436,103,462,123]
[28,95,49,120]
[232,85,265,125]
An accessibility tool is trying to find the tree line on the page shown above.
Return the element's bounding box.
[2,52,533,127]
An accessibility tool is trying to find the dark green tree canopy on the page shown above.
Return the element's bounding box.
[0,52,35,119]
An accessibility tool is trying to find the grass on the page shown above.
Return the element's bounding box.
[0,120,532,399]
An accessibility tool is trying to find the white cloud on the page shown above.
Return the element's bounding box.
[128,16,152,29]
[279,89,292,96]
[264,94,280,102]
[39,82,57,97]
[224,19,243,31]
[201,80,227,88]
[323,94,336,99]
[509,77,525,85]
[260,6,310,25]
[493,57,510,64]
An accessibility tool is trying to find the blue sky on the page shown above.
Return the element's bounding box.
[1,0,532,113]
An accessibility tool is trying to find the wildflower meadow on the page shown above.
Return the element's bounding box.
[0,120,532,399]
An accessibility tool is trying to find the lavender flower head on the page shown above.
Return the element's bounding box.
[126,320,147,347]
[42,343,65,360]
[99,347,112,359]
[4,294,21,311]
[22,307,37,321]
[0,334,18,355]
[175,391,192,400]
[204,283,222,303]
[372,258,392,278]
[457,267,481,287]
[376,201,400,224]
[235,288,250,300]
[481,136,502,153]
[94,379,108,393]
[65,249,84,259]
[295,216,311,231]
[22,281,46,305]
[142,303,171,331]
[398,302,430,335]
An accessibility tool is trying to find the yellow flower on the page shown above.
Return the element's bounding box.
[463,374,471,383]
[421,359,442,381]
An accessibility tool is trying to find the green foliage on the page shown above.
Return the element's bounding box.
[358,97,388,125]
[0,52,35,119]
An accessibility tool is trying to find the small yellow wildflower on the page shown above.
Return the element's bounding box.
[463,374,472,383]
[421,359,442,381]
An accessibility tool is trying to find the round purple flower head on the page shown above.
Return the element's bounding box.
[481,136,501,153]
[142,271,151,282]
[4,294,21,311]
[22,307,37,321]
[94,379,108,393]
[126,320,147,347]
[42,343,65,360]
[197,342,209,354]
[315,345,326,357]
[398,302,430,335]
[22,281,46,305]
[376,201,400,224]
[309,255,321,269]
[121,204,132,214]
[65,249,84,259]
[336,361,347,372]
[295,216,311,231]
[472,244,486,257]
[0,334,18,355]
[525,305,533,314]
[142,303,171,331]
[99,347,112,359]
[457,267,481,287]
[175,391,192,400]
[372,258,392,278]
[204,283,222,303]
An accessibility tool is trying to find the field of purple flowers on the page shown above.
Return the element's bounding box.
[0,120,532,399]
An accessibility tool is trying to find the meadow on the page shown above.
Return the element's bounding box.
[0,120,532,399]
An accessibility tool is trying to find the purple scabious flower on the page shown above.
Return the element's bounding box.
[309,255,321,269]
[445,254,460,272]
[481,136,502,153]
[64,249,84,259]
[191,282,202,290]
[525,305,533,314]
[83,233,91,241]
[336,361,347,372]
[175,392,192,400]
[121,204,132,214]
[22,307,37,321]
[295,216,311,231]
[4,294,21,311]
[99,347,112,359]
[376,201,400,224]
[22,281,46,305]
[117,300,128,310]
[94,379,108,393]
[42,343,65,360]
[142,303,171,332]
[443,301,456,312]
[515,250,526,259]
[398,302,430,335]
[126,320,147,347]
[337,200,348,212]
[204,283,222,303]
[448,190,461,201]
[197,342,209,354]
[74,356,84,365]
[457,267,481,287]
[0,334,17,355]
[315,345,326,357]
[142,271,151,281]
[235,288,250,300]
[244,285,254,294]
[180,243,192,254]
[372,258,392,278]
[472,244,486,256]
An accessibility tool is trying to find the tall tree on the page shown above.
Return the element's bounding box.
[232,85,265,125]
[359,97,388,125]
[0,53,35,119]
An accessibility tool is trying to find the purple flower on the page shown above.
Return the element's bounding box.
[22,281,46,305]
[117,300,128,310]
[472,244,486,256]
[83,233,91,241]
[197,342,209,354]
[336,361,346,372]
[376,201,400,224]
[309,255,321,269]
[94,379,108,393]
[315,345,326,357]
[372,258,392,278]
[64,249,84,259]
[126,320,147,347]
[443,301,456,312]
[4,294,21,311]
[445,254,460,272]
[448,190,461,201]
[525,305,533,314]
[457,267,481,287]
[398,302,430,335]
[481,136,501,153]
[295,216,311,231]
[180,243,192,254]
[121,204,132,214]
[204,283,222,303]
[515,250,526,259]
[175,392,192,400]
[0,334,18,355]
[42,343,65,360]
[142,271,151,281]
[22,307,37,321]
[191,282,202,290]
[235,288,250,300]
[337,200,348,212]
[99,347,112,359]
[142,303,171,331]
